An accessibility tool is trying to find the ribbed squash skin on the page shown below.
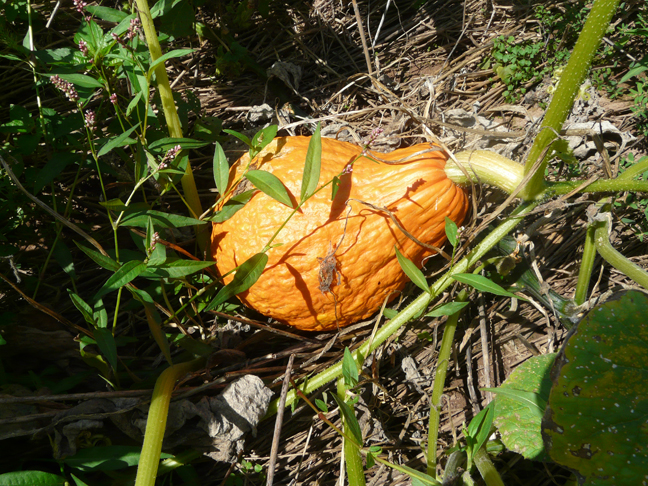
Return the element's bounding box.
[211,136,469,331]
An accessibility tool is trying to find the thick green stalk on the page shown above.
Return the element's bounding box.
[134,0,206,250]
[520,0,620,200]
[549,178,648,195]
[264,202,537,418]
[337,379,366,486]
[134,358,204,486]
[448,151,524,195]
[594,214,648,290]
[473,446,505,486]
[427,290,468,478]
[574,225,597,305]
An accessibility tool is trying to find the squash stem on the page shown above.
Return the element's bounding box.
[427,289,468,478]
[446,151,524,195]
[134,0,206,251]
[134,358,204,486]
[264,202,538,417]
[519,0,620,200]
[594,210,648,290]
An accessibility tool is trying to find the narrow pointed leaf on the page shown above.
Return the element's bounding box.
[94,327,118,372]
[445,216,458,247]
[453,273,523,299]
[246,170,293,208]
[147,49,194,78]
[68,290,95,326]
[97,125,139,157]
[395,246,430,294]
[223,129,251,147]
[342,347,359,388]
[300,123,322,201]
[213,142,229,195]
[207,190,254,223]
[74,243,120,271]
[426,301,469,317]
[206,253,268,311]
[251,125,278,155]
[332,395,363,446]
[94,260,147,301]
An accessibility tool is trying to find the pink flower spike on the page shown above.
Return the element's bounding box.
[110,93,118,105]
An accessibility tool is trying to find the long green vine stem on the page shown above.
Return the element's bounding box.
[520,0,620,200]
[134,358,204,486]
[593,211,648,290]
[265,202,537,417]
[427,289,468,478]
[134,0,206,250]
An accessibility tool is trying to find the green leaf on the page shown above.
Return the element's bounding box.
[246,170,293,208]
[223,129,251,147]
[94,260,147,301]
[395,246,430,294]
[207,190,255,223]
[0,471,67,486]
[34,152,80,194]
[52,239,77,280]
[51,73,104,88]
[300,123,322,202]
[84,5,129,22]
[398,465,440,485]
[444,216,458,247]
[120,210,206,229]
[143,259,214,279]
[147,49,195,78]
[206,253,268,311]
[471,402,495,456]
[93,299,108,329]
[97,125,139,157]
[63,445,170,471]
[315,398,328,413]
[250,125,278,157]
[490,353,555,461]
[68,290,95,326]
[213,142,229,195]
[94,327,118,371]
[543,290,648,484]
[484,387,546,418]
[452,273,522,299]
[425,301,469,317]
[342,347,359,388]
[331,175,341,200]
[332,394,363,446]
[147,137,208,153]
[75,243,120,271]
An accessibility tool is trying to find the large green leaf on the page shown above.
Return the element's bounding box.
[542,290,648,484]
[490,353,555,461]
[0,471,66,486]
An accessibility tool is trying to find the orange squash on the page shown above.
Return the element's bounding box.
[211,136,469,331]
